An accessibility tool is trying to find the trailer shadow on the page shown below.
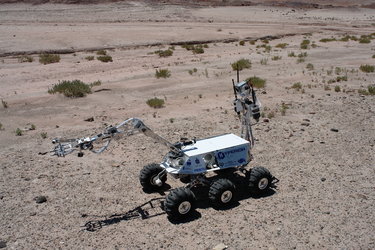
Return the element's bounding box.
[82,197,166,232]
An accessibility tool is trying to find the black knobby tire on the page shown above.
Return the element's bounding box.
[165,187,196,219]
[208,178,236,207]
[248,166,272,194]
[139,163,167,191]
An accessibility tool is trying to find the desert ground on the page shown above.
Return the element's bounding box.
[0,1,374,249]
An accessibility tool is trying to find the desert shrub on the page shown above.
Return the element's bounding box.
[298,52,308,58]
[18,55,33,63]
[85,56,95,61]
[96,50,107,55]
[359,64,375,73]
[181,44,206,54]
[39,54,60,65]
[336,75,347,82]
[359,36,371,44]
[291,82,302,90]
[276,43,288,49]
[239,40,245,46]
[249,40,256,45]
[267,111,275,119]
[324,85,331,91]
[247,76,266,88]
[334,86,341,92]
[155,69,171,78]
[30,124,36,130]
[300,39,310,49]
[372,54,375,58]
[231,59,251,71]
[154,49,173,57]
[262,39,269,44]
[320,38,337,43]
[260,58,268,65]
[297,58,305,63]
[311,42,317,48]
[368,85,375,95]
[306,63,314,70]
[48,80,92,97]
[146,97,165,108]
[0,123,3,130]
[15,128,23,136]
[288,52,296,57]
[271,56,282,61]
[40,132,48,139]
[188,68,198,75]
[1,99,8,109]
[280,103,289,116]
[97,55,112,63]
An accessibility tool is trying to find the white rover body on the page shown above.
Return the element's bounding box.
[52,77,277,219]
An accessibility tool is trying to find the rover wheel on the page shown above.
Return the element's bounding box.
[248,166,272,194]
[165,187,196,219]
[208,178,236,207]
[139,163,167,191]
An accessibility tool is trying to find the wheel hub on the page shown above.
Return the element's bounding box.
[178,201,191,214]
[258,178,269,190]
[221,190,233,203]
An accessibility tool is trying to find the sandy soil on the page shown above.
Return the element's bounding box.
[0,2,374,249]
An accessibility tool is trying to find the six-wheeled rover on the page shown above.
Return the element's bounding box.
[52,76,277,219]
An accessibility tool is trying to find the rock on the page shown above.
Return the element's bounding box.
[321,177,326,182]
[357,194,368,200]
[84,117,94,122]
[303,118,310,122]
[330,128,339,132]
[263,118,270,123]
[0,241,6,248]
[213,243,228,250]
[301,122,310,126]
[55,125,59,128]
[35,196,47,204]
[307,139,314,143]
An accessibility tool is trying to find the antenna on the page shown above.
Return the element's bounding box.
[236,63,240,83]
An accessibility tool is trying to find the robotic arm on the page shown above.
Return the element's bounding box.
[51,118,182,157]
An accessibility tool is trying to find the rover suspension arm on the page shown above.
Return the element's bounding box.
[51,118,178,157]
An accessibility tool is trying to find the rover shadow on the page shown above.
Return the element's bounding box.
[167,210,202,224]
[142,183,172,195]
[83,197,166,232]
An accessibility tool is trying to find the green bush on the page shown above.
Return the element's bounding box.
[306,63,314,70]
[188,68,198,75]
[96,50,107,55]
[85,56,95,61]
[18,55,33,63]
[336,75,348,82]
[48,80,93,97]
[155,69,171,78]
[291,82,302,90]
[288,52,296,57]
[146,97,165,108]
[15,128,23,136]
[239,40,245,46]
[154,49,173,57]
[39,54,60,65]
[334,86,341,92]
[320,38,337,43]
[181,44,206,54]
[97,55,113,63]
[300,40,310,49]
[275,43,288,49]
[247,76,266,88]
[1,99,8,109]
[231,59,251,71]
[40,132,48,139]
[271,56,282,61]
[359,64,374,73]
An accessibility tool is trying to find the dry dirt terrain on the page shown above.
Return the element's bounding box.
[0,1,374,249]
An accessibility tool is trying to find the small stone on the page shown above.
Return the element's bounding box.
[320,141,325,144]
[111,163,120,168]
[55,125,59,128]
[357,194,368,200]
[213,243,228,250]
[307,139,314,143]
[330,128,339,132]
[35,196,47,204]
[0,241,7,248]
[84,117,94,122]
[303,118,310,122]
[301,122,310,126]
[321,177,326,182]
[30,212,37,216]
[263,118,270,123]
